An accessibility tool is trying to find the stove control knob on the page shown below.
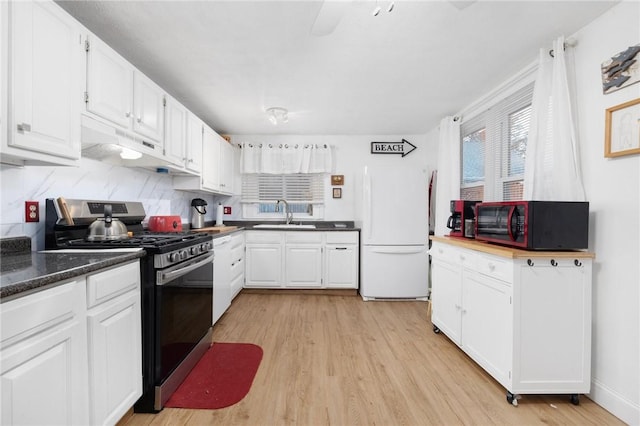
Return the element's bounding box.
[169,252,179,262]
[200,243,208,252]
[190,246,199,255]
[180,250,188,260]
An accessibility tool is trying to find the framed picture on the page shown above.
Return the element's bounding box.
[332,188,342,199]
[605,98,640,158]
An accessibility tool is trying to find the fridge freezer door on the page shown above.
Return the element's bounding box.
[360,245,429,299]
[363,166,428,245]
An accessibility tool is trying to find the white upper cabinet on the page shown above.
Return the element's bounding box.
[186,112,203,174]
[219,138,235,194]
[85,34,164,146]
[2,0,83,166]
[164,95,187,166]
[133,71,164,142]
[201,125,221,191]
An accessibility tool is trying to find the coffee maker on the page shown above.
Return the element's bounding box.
[447,200,481,238]
[190,198,207,229]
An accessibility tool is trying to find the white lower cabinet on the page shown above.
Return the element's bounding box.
[0,260,141,426]
[430,238,593,404]
[244,230,359,289]
[245,231,284,287]
[285,232,323,288]
[229,232,245,300]
[1,280,89,426]
[86,261,142,426]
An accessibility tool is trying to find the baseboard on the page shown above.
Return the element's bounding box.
[588,378,639,425]
[241,288,358,296]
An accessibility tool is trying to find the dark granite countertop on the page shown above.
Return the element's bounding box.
[222,220,360,232]
[1,239,145,301]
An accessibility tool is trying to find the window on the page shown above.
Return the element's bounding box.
[460,82,534,201]
[241,174,325,219]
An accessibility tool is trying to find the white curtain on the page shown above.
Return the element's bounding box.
[434,117,461,236]
[523,35,586,201]
[240,143,333,174]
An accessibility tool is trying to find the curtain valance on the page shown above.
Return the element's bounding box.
[240,143,333,174]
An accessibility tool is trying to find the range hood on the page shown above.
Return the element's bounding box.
[80,114,197,175]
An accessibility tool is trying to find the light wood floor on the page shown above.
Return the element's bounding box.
[123,292,623,426]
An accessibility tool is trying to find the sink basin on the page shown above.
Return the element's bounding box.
[253,224,316,229]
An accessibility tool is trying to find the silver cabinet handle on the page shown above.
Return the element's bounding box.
[137,116,142,123]
[17,123,31,132]
[125,111,131,118]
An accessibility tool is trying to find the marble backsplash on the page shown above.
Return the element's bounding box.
[0,158,239,251]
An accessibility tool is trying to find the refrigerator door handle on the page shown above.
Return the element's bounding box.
[370,247,426,255]
[364,167,372,240]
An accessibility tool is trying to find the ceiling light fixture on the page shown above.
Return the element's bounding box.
[120,147,142,160]
[266,107,288,125]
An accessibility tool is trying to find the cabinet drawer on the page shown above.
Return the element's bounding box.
[86,261,140,309]
[230,256,244,280]
[230,232,244,248]
[285,231,323,243]
[1,279,81,346]
[245,231,283,244]
[476,253,512,282]
[431,241,476,267]
[231,245,244,263]
[325,231,358,244]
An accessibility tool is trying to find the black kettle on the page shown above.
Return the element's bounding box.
[190,198,207,229]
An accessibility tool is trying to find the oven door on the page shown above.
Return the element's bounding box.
[475,203,527,247]
[154,251,214,410]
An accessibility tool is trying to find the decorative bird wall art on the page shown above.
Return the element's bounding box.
[601,44,640,94]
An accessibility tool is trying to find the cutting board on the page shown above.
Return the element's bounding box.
[195,226,238,234]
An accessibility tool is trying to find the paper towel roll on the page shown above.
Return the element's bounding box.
[215,203,224,226]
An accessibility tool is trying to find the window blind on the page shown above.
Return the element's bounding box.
[241,174,325,204]
[460,82,534,202]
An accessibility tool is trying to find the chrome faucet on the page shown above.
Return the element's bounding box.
[276,199,293,224]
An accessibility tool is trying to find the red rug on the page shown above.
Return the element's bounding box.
[165,342,263,409]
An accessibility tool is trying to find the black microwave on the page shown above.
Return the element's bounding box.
[474,201,589,250]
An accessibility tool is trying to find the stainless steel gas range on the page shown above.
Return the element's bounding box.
[45,198,214,412]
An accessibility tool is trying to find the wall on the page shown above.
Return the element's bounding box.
[571,3,639,423]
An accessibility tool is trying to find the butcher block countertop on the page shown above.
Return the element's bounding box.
[430,235,595,259]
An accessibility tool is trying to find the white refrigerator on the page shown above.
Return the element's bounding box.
[360,165,429,300]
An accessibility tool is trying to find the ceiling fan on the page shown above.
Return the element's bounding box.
[310,0,477,37]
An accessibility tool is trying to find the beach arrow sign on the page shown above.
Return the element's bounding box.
[370,139,417,157]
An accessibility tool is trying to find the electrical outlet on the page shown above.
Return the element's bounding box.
[25,201,39,222]
[223,206,231,215]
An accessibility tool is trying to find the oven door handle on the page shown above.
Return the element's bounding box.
[157,252,215,286]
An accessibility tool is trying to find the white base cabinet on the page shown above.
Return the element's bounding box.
[245,230,359,290]
[0,260,142,426]
[430,237,593,405]
[229,232,245,300]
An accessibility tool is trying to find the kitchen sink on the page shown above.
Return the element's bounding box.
[253,224,316,229]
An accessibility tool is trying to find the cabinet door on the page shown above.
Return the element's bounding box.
[245,244,282,287]
[9,1,81,159]
[201,126,221,191]
[514,260,591,392]
[86,35,133,128]
[164,96,187,166]
[325,245,358,288]
[431,258,463,345]
[219,139,234,194]
[133,71,164,143]
[462,272,512,387]
[285,244,322,287]
[186,112,203,173]
[1,280,88,426]
[87,291,142,426]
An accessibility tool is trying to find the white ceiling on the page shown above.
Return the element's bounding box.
[56,0,617,136]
